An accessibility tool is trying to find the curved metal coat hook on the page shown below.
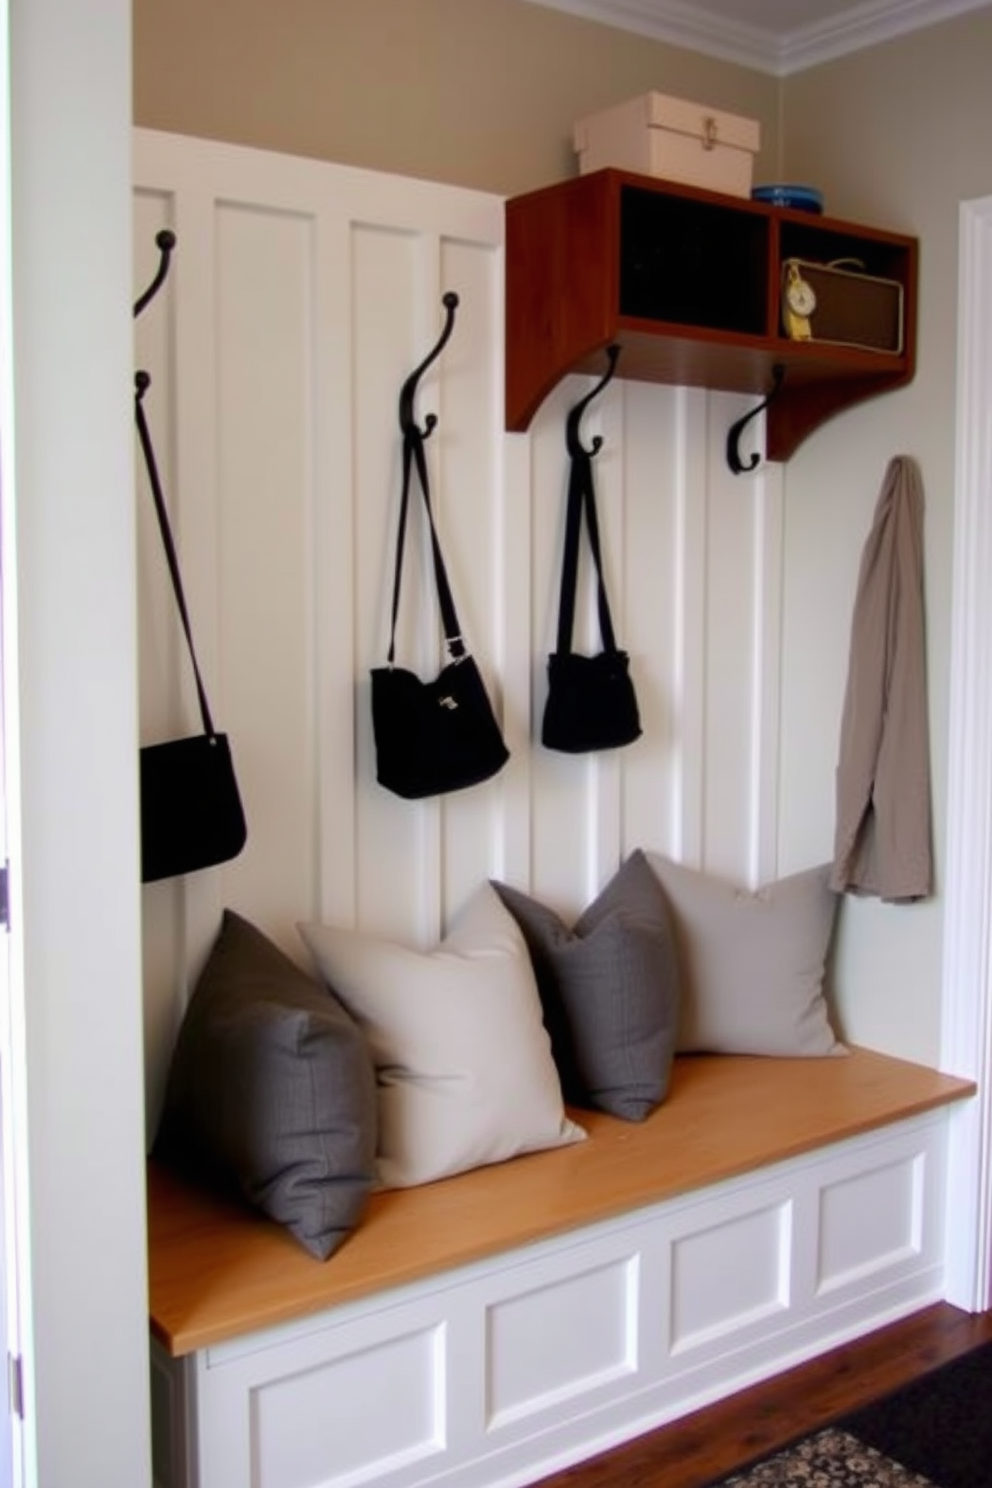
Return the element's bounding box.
[726,362,786,475]
[134,229,177,320]
[566,343,621,458]
[399,291,460,441]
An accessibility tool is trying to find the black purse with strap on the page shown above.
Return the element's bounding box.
[370,294,509,800]
[542,348,642,755]
[134,239,247,882]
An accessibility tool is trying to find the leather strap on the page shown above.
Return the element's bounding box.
[134,371,216,737]
[554,448,619,657]
[385,425,466,666]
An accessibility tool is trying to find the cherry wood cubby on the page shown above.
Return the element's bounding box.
[505,168,918,462]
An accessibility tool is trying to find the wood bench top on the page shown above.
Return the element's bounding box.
[147,1047,974,1357]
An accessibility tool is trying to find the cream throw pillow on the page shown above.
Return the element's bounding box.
[646,855,844,1057]
[298,883,585,1188]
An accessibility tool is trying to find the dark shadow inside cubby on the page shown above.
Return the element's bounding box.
[619,186,768,334]
[777,221,910,281]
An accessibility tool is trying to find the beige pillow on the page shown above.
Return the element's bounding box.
[645,855,844,1057]
[298,883,585,1188]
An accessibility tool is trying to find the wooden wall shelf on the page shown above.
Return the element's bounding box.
[505,169,918,463]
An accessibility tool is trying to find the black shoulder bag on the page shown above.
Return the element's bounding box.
[370,294,509,799]
[135,362,247,883]
[542,350,642,754]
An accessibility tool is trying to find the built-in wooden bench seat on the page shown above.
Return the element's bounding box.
[147,1048,974,1488]
[149,1048,971,1355]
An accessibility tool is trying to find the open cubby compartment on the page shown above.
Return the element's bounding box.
[619,183,769,334]
[772,213,916,349]
[504,168,918,462]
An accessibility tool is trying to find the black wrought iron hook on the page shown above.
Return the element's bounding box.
[134,229,177,320]
[726,363,786,474]
[565,344,621,459]
[398,291,459,441]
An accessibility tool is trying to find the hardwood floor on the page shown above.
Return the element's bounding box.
[535,1303,992,1488]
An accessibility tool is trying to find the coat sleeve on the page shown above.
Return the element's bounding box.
[830,455,933,902]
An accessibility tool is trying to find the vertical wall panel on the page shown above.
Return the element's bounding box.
[134,189,182,745]
[213,204,317,938]
[668,387,710,868]
[436,237,506,926]
[498,428,536,887]
[351,222,434,942]
[310,211,359,930]
[526,378,597,909]
[750,459,785,888]
[134,187,185,1132]
[621,381,684,866]
[702,394,762,880]
[133,130,789,1132]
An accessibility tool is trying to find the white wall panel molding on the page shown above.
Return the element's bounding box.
[133,129,788,1123]
[749,455,785,888]
[153,1109,953,1488]
[669,386,709,866]
[133,131,507,1121]
[940,191,992,1311]
[495,429,535,887]
[315,211,361,929]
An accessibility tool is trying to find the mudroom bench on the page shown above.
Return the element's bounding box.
[148,1048,973,1488]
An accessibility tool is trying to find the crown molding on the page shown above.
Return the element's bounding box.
[522,0,992,74]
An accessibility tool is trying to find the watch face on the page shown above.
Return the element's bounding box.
[786,272,817,317]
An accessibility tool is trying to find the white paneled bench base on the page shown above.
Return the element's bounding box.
[148,1049,973,1488]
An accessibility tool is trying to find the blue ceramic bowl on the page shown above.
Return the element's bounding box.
[751,183,824,214]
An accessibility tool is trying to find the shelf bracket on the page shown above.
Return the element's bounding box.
[726,362,786,475]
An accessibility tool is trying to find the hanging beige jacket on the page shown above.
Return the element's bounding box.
[830,455,933,902]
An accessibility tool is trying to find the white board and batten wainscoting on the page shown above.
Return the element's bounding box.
[133,126,788,1129]
[147,1052,969,1488]
[134,131,975,1488]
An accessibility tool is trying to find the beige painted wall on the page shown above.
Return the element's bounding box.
[775,9,992,1058]
[132,0,781,196]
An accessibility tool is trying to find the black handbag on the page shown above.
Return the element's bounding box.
[542,369,642,755]
[134,368,248,882]
[370,300,509,799]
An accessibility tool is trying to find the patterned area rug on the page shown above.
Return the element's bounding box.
[714,1341,992,1488]
[720,1428,937,1485]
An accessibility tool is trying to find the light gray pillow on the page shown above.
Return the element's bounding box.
[493,850,681,1121]
[298,884,585,1189]
[154,909,378,1261]
[645,855,844,1057]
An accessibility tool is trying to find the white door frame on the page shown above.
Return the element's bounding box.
[1,3,150,1484]
[0,3,25,1477]
[940,191,992,1312]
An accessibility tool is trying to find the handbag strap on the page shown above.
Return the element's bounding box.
[385,424,466,666]
[554,447,620,656]
[134,371,217,736]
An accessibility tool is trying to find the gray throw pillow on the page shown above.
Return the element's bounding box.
[645,854,844,1057]
[493,851,681,1121]
[154,909,378,1260]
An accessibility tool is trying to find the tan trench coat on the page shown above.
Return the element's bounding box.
[830,455,933,902]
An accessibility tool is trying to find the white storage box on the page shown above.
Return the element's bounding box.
[574,92,760,198]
